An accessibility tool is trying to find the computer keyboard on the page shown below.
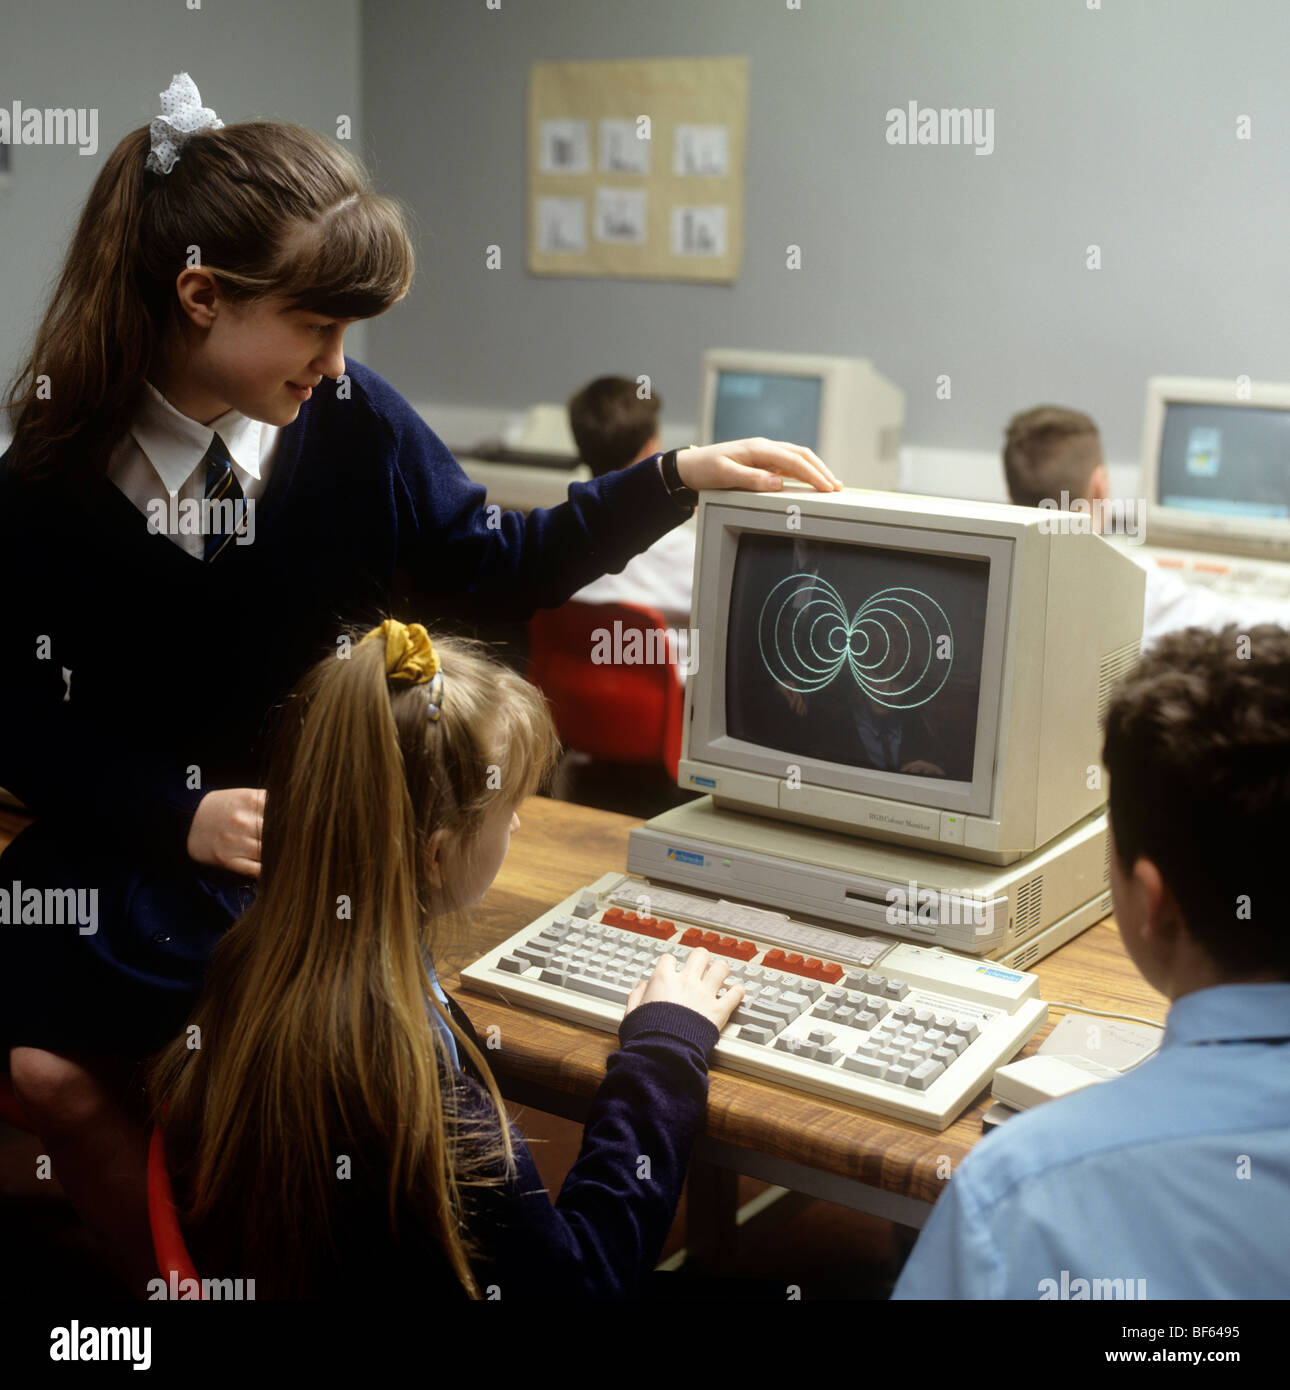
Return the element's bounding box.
[1134,544,1290,600]
[461,872,1049,1130]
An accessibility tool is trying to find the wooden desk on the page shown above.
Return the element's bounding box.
[0,795,1167,1238]
[445,794,1169,1232]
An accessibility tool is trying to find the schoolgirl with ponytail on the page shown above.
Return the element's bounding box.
[0,72,833,1289]
[151,620,741,1297]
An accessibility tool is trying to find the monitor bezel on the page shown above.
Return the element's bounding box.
[1141,375,1290,553]
[688,502,1014,818]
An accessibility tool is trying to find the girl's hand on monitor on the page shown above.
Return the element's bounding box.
[186,787,266,878]
[676,439,842,494]
[624,946,744,1030]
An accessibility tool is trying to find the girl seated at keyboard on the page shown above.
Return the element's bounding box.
[149,619,742,1298]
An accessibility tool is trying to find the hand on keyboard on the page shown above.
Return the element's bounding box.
[625,947,745,1031]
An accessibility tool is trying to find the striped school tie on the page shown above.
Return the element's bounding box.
[202,431,248,562]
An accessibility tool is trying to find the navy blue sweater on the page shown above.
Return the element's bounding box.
[0,361,690,1053]
[175,996,721,1299]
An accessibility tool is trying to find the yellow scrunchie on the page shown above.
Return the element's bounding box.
[358,619,441,686]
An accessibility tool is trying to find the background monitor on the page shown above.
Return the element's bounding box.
[680,488,1146,865]
[699,349,905,491]
[1140,376,1290,560]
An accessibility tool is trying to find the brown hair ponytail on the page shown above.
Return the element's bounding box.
[3,119,414,484]
[151,627,561,1298]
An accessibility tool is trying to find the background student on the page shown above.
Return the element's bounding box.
[1002,405,1290,648]
[893,623,1290,1299]
[0,74,837,1289]
[568,375,698,639]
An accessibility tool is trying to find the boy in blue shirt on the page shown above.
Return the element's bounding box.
[893,623,1290,1300]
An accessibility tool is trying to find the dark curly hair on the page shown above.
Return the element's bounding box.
[1102,623,1290,977]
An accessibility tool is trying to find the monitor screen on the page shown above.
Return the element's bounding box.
[1157,402,1290,519]
[724,534,990,784]
[712,371,822,452]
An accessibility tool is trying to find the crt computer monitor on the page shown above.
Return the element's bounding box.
[699,349,905,491]
[1140,375,1290,560]
[679,488,1147,866]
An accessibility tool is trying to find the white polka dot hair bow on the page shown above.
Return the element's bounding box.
[145,72,224,176]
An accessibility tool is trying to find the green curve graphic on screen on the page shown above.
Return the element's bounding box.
[756,573,953,710]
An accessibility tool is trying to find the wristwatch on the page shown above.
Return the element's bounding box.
[659,446,699,511]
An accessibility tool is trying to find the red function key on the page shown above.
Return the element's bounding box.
[679,927,757,960]
[613,913,676,940]
[763,948,844,983]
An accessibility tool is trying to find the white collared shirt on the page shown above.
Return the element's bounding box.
[106,380,281,558]
[1138,557,1290,651]
[570,515,697,682]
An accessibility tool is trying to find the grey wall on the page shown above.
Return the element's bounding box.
[361,0,1290,468]
[0,0,366,401]
[7,1,1290,474]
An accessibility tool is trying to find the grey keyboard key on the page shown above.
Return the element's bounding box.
[944,1033,969,1055]
[911,1041,935,1059]
[573,893,598,918]
[843,973,870,991]
[933,1013,956,1031]
[956,1019,981,1042]
[864,973,887,993]
[740,1023,776,1045]
[854,1010,879,1031]
[886,1064,912,1086]
[565,975,633,1005]
[891,1004,915,1022]
[885,978,910,1000]
[539,968,568,987]
[815,1046,843,1065]
[913,1008,934,1026]
[907,1060,945,1090]
[807,1028,836,1046]
[824,987,847,1002]
[832,1006,857,1026]
[780,991,812,1013]
[843,1055,888,1078]
[931,1047,957,1067]
[497,954,527,973]
[796,980,824,1000]
[516,945,553,967]
[775,1036,816,1059]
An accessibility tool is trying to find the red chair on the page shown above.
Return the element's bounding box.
[147,1122,203,1296]
[528,601,686,781]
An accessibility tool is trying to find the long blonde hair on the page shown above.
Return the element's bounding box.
[150,626,561,1297]
[2,118,414,483]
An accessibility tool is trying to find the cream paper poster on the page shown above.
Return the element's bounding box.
[528,56,748,282]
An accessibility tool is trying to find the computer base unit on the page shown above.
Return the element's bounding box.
[625,797,1113,965]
